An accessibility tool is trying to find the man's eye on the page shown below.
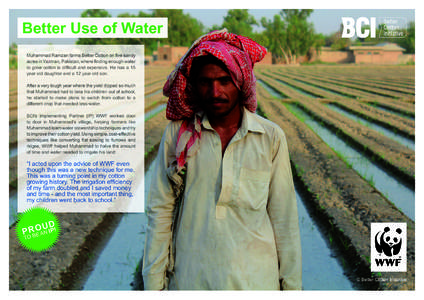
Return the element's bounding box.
[198,78,209,86]
[219,77,232,85]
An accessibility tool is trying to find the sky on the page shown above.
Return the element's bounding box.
[9,8,415,45]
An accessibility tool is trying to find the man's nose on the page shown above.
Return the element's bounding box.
[210,81,222,98]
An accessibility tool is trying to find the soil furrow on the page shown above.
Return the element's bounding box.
[286,66,414,86]
[295,98,415,183]
[333,99,415,139]
[261,70,345,99]
[256,73,310,99]
[271,69,387,100]
[289,68,415,95]
[367,98,415,117]
[288,70,413,99]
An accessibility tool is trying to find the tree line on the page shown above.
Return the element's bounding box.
[76,9,323,64]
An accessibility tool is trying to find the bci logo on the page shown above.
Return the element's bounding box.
[341,17,376,38]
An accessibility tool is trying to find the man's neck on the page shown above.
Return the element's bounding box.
[208,106,243,132]
[208,106,243,154]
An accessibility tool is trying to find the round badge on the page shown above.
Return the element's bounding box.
[15,207,61,252]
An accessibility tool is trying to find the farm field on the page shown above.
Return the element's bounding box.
[9,64,415,290]
[255,64,415,290]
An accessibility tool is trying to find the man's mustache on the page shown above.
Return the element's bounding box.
[206,98,228,103]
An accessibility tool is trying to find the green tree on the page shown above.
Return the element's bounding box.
[326,24,351,50]
[397,21,415,53]
[111,11,158,55]
[261,9,321,64]
[9,43,17,69]
[9,43,17,55]
[280,9,316,63]
[260,14,286,62]
[81,9,111,18]
[310,33,325,60]
[354,21,415,54]
[75,9,205,55]
[221,9,258,38]
[152,9,204,47]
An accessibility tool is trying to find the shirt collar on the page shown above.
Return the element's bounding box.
[200,107,265,135]
[243,108,266,134]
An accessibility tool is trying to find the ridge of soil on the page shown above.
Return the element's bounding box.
[295,98,415,184]
[333,99,414,139]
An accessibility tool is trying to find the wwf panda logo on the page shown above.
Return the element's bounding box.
[374,226,402,257]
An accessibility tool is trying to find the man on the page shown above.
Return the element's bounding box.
[143,29,301,290]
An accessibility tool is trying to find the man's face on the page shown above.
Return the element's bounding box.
[195,63,241,119]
